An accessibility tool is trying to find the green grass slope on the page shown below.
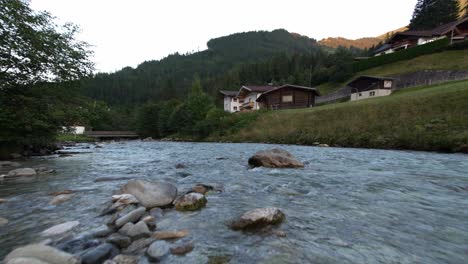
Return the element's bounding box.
[220,80,468,153]
[318,50,468,95]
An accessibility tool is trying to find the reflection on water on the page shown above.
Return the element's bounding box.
[1,141,468,263]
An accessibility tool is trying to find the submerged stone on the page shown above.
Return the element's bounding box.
[230,208,285,231]
[174,193,207,211]
[248,149,304,168]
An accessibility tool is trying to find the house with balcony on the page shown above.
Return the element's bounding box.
[374,17,468,56]
[257,84,320,110]
[236,85,277,111]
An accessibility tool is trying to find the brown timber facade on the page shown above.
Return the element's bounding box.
[256,85,320,110]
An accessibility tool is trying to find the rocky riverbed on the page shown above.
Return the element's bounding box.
[1,141,468,263]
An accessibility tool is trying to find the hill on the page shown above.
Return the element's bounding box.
[318,27,408,49]
[317,50,468,95]
[81,29,319,105]
[217,80,468,153]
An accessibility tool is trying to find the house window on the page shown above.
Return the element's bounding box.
[233,98,237,102]
[370,91,376,96]
[233,106,238,111]
[358,93,362,97]
[384,80,392,88]
[282,95,293,103]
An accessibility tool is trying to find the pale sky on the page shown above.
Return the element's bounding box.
[30,0,417,73]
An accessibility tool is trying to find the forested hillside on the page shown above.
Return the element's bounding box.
[81,29,322,105]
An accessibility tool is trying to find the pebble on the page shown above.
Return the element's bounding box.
[49,194,74,205]
[146,241,169,260]
[106,233,132,249]
[115,207,146,228]
[153,230,188,240]
[170,242,194,255]
[41,221,80,236]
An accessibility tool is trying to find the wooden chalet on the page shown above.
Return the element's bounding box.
[374,17,468,56]
[256,84,320,110]
[347,76,395,101]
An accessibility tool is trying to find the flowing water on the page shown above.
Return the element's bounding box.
[0,141,467,263]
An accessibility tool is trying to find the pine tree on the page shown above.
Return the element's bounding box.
[410,0,460,30]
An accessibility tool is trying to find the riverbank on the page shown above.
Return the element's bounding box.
[213,80,468,153]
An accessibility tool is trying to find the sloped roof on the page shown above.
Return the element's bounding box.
[241,85,278,93]
[219,90,239,97]
[257,84,320,101]
[388,17,468,43]
[347,76,394,87]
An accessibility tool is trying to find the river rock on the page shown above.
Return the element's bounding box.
[0,216,9,226]
[126,221,151,240]
[191,184,214,195]
[115,207,146,228]
[57,237,101,254]
[92,225,115,238]
[149,208,163,219]
[111,194,139,209]
[49,194,74,205]
[48,190,75,196]
[0,198,9,203]
[248,149,304,168]
[4,244,80,264]
[318,144,330,148]
[6,257,50,264]
[80,243,120,264]
[122,238,154,254]
[121,180,177,208]
[35,167,55,174]
[142,216,156,230]
[41,221,80,236]
[7,168,37,177]
[230,208,285,230]
[110,254,139,264]
[153,230,188,240]
[174,193,207,211]
[146,241,169,260]
[107,233,132,249]
[170,242,194,255]
[0,161,20,167]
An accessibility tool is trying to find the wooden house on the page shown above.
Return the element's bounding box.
[256,84,320,110]
[348,76,395,101]
[374,17,468,56]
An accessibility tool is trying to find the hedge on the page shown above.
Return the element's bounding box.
[353,38,451,72]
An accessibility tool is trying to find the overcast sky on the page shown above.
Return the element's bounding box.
[30,0,417,73]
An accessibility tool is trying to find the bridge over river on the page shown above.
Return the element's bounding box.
[84,131,139,139]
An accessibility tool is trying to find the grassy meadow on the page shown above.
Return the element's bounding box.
[217,80,468,153]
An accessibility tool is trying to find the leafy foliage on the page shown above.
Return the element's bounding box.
[410,0,460,30]
[0,0,94,90]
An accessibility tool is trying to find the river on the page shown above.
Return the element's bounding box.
[0,141,467,263]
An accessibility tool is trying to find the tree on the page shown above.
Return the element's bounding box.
[0,0,94,153]
[410,0,460,30]
[0,0,94,90]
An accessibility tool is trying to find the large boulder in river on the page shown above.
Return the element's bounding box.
[248,149,304,168]
[229,208,285,231]
[4,244,80,264]
[121,180,177,208]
